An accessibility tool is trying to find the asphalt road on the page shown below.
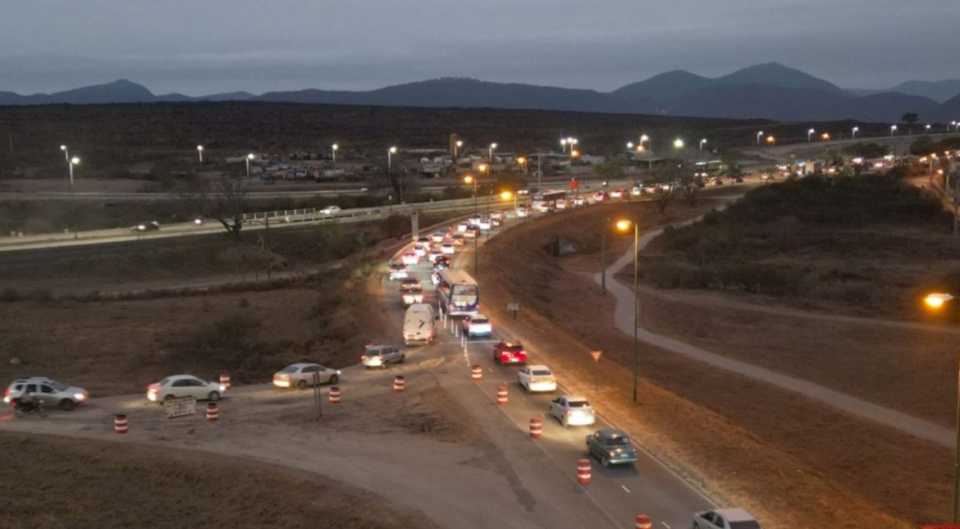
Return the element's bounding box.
[385,214,715,528]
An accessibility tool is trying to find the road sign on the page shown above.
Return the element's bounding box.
[590,350,602,362]
[164,397,196,419]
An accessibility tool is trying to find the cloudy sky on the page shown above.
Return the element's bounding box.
[1,0,957,95]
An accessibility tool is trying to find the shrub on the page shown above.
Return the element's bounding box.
[0,288,21,302]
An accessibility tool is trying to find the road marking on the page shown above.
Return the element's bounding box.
[620,484,631,494]
[661,523,671,529]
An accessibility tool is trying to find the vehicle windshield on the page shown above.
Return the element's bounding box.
[568,400,589,408]
[605,436,629,446]
[472,318,488,324]
[279,365,299,373]
[532,369,552,376]
[50,381,68,391]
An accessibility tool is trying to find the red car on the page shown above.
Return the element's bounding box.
[493,341,527,365]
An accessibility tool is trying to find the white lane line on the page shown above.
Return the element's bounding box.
[620,484,631,494]
[661,522,671,529]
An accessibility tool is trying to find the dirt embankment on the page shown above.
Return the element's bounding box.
[476,202,940,528]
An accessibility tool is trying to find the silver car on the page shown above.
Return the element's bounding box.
[3,377,88,411]
[692,508,761,529]
[361,345,405,368]
[147,374,225,402]
[273,363,341,389]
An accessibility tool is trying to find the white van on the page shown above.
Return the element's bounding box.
[403,303,436,346]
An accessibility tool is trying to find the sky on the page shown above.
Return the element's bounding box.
[1,0,958,95]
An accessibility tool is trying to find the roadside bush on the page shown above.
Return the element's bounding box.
[0,288,21,302]
[25,289,53,302]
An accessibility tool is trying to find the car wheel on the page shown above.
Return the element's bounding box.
[58,399,76,411]
[163,394,175,401]
[296,380,308,390]
[208,391,221,402]
[601,456,610,468]
[329,374,339,385]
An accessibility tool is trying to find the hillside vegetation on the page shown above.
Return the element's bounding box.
[646,174,957,317]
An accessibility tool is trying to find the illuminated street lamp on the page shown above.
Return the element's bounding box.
[821,132,831,142]
[626,141,635,150]
[921,290,960,522]
[890,124,898,136]
[516,156,528,174]
[673,138,685,150]
[245,153,255,178]
[68,156,81,190]
[331,143,339,167]
[766,135,777,145]
[926,124,932,132]
[639,134,650,146]
[489,142,498,161]
[613,218,641,403]
[756,131,764,145]
[807,128,816,143]
[454,139,464,158]
[387,146,398,172]
[852,126,860,139]
[59,144,71,183]
[699,138,708,152]
[952,120,959,131]
[196,144,204,163]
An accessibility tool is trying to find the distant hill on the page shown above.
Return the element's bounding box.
[0,66,957,123]
[890,80,960,103]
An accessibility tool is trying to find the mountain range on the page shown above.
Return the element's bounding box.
[2,63,959,123]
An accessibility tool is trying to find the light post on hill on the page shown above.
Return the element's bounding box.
[852,126,859,140]
[245,153,255,179]
[387,146,398,173]
[890,125,898,136]
[699,138,708,152]
[196,145,204,163]
[756,131,764,145]
[614,218,641,403]
[331,143,339,168]
[68,156,81,191]
[807,128,816,143]
[59,145,70,185]
[488,142,497,162]
[922,291,960,522]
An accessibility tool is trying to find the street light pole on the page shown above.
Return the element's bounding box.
[68,156,80,190]
[756,131,764,145]
[245,153,255,179]
[807,128,815,143]
[332,143,339,168]
[631,222,640,404]
[197,145,204,163]
[699,138,707,152]
[852,126,859,139]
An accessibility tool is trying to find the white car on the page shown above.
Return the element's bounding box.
[692,508,761,529]
[630,186,642,197]
[609,189,623,199]
[431,231,446,243]
[476,218,492,231]
[555,199,568,210]
[573,197,586,207]
[413,243,428,258]
[516,207,529,218]
[273,363,341,389]
[147,375,225,402]
[441,242,455,255]
[490,211,504,221]
[402,285,425,305]
[428,248,444,262]
[467,216,483,227]
[388,262,408,281]
[456,223,469,233]
[460,314,492,337]
[549,395,595,426]
[517,365,557,393]
[400,252,420,266]
[320,205,341,216]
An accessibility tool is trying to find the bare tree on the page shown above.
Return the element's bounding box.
[182,174,249,239]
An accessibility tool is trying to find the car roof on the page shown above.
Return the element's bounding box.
[563,395,589,402]
[166,374,202,381]
[595,428,628,438]
[287,362,319,368]
[715,508,756,522]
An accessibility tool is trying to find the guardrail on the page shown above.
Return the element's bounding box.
[0,194,508,251]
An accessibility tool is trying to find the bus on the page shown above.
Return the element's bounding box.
[532,189,567,212]
[437,269,479,316]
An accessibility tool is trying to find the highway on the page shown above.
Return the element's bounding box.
[0,203,720,529]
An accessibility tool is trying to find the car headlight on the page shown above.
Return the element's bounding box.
[74,393,86,401]
[219,384,227,392]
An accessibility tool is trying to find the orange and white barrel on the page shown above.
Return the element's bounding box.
[576,458,591,486]
[329,386,342,404]
[114,414,128,434]
[219,373,231,390]
[634,514,652,529]
[471,365,483,380]
[206,402,219,422]
[496,384,508,405]
[529,417,543,439]
[393,375,406,392]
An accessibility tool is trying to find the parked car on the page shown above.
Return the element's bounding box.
[388,261,408,281]
[692,508,761,529]
[320,205,341,215]
[147,375,225,402]
[272,363,341,389]
[361,345,405,368]
[516,365,557,393]
[585,429,638,466]
[133,220,160,232]
[433,255,451,269]
[549,395,595,426]
[493,341,527,365]
[3,377,88,411]
[461,314,492,337]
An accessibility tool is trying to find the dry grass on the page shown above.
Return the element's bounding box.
[0,431,439,529]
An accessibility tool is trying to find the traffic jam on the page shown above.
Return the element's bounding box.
[3,192,758,529]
